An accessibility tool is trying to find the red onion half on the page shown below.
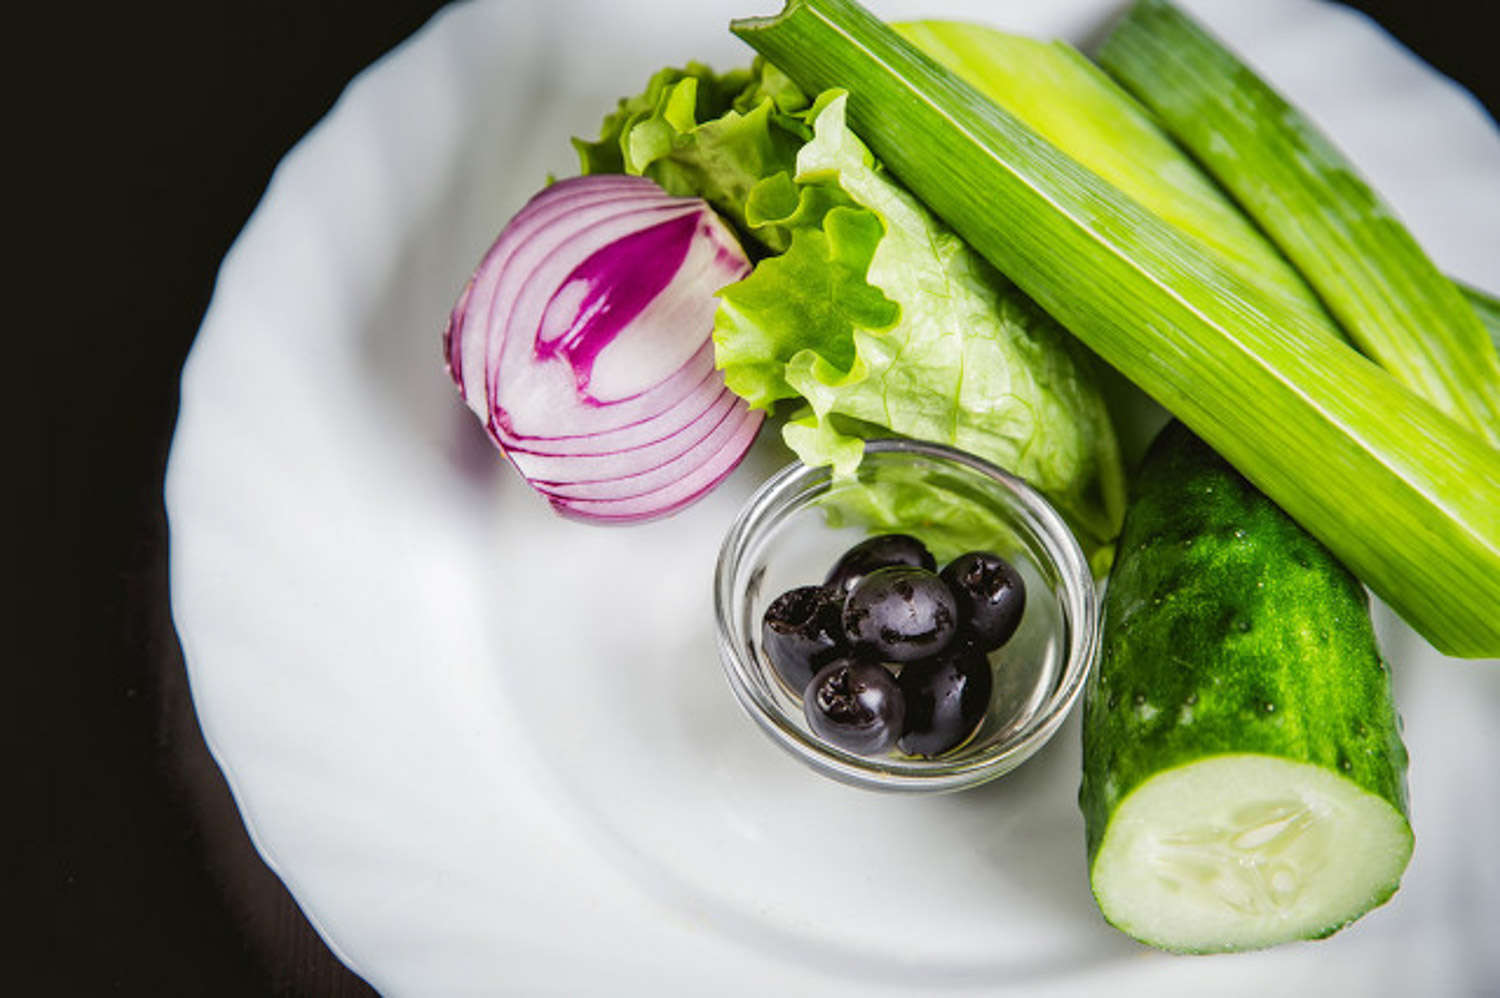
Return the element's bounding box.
[444,175,761,522]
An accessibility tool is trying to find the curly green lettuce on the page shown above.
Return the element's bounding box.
[576,62,1125,553]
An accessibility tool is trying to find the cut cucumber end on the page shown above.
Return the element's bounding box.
[1090,754,1413,953]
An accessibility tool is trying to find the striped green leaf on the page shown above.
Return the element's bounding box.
[1097,0,1500,444]
[731,0,1500,657]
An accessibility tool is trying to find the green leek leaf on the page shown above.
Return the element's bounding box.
[1096,0,1500,444]
[731,0,1500,657]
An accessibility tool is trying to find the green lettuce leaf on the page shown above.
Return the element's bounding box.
[818,464,1024,569]
[574,62,806,252]
[577,63,1126,552]
[723,93,1124,548]
[573,63,753,174]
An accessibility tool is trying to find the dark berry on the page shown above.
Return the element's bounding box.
[761,585,847,692]
[842,566,958,662]
[897,641,993,757]
[940,551,1026,652]
[824,533,936,595]
[804,658,905,756]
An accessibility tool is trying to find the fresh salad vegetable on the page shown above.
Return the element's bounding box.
[440,0,1500,960]
[898,19,1500,442]
[893,20,1336,334]
[576,62,1127,552]
[1098,0,1500,445]
[1462,280,1500,349]
[443,174,762,522]
[1081,422,1412,952]
[894,19,1500,456]
[732,0,1500,658]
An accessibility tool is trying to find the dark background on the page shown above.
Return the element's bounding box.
[29,2,1497,994]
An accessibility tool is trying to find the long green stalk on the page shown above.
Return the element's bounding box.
[1463,282,1500,350]
[1096,0,1500,445]
[731,0,1500,657]
[894,21,1500,414]
[892,23,1336,334]
[891,20,1500,461]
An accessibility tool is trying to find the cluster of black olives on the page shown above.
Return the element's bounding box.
[760,533,1026,758]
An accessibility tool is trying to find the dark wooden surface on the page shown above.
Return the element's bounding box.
[29,2,1496,994]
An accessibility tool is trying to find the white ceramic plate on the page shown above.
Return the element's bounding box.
[166,1,1500,993]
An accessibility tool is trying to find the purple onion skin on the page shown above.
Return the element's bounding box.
[442,175,759,523]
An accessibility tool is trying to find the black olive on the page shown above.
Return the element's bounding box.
[804,658,905,756]
[897,641,993,757]
[823,533,936,595]
[940,551,1026,652]
[761,585,847,693]
[842,565,958,663]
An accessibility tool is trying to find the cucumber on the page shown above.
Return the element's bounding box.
[1080,422,1413,953]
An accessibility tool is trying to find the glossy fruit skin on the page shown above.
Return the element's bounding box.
[804,658,906,756]
[897,640,993,757]
[824,533,936,595]
[761,585,847,692]
[940,551,1026,652]
[843,565,958,662]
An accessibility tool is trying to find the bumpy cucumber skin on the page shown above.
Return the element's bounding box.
[1080,422,1411,941]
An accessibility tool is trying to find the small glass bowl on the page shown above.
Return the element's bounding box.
[714,439,1100,793]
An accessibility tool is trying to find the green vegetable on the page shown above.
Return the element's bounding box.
[716,93,1126,548]
[573,62,804,252]
[817,460,1023,568]
[896,20,1500,415]
[1096,0,1500,445]
[891,19,1500,467]
[577,63,1127,551]
[888,20,1500,471]
[731,0,1500,658]
[892,21,1334,333]
[1081,422,1412,952]
[1462,282,1500,350]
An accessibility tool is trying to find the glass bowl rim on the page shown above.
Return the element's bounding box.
[713,438,1101,793]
